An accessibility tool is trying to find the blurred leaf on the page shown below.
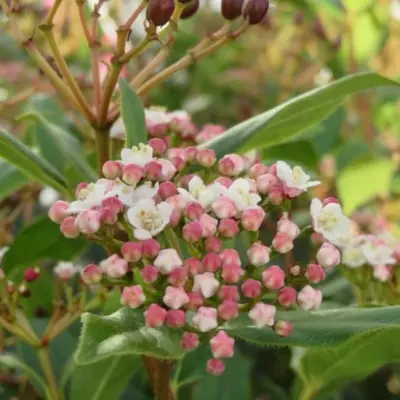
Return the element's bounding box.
[337,158,395,214]
[0,161,27,201]
[3,216,87,272]
[193,350,251,400]
[120,79,146,146]
[199,73,400,156]
[226,306,400,347]
[298,327,400,399]
[75,308,184,365]
[70,356,140,400]
[20,112,97,183]
[391,176,400,196]
[0,354,51,400]
[0,128,69,194]
[0,29,26,61]
[334,140,372,171]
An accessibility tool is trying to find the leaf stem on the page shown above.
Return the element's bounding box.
[38,348,62,400]
[94,127,110,175]
[299,386,317,400]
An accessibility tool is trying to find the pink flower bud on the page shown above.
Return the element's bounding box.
[102,161,122,179]
[76,209,101,234]
[218,154,244,176]
[193,272,219,298]
[100,254,128,278]
[159,159,177,181]
[272,232,293,254]
[221,263,244,283]
[219,285,239,301]
[316,242,341,268]
[122,164,144,185]
[199,214,218,237]
[274,320,293,337]
[262,265,285,290]
[247,242,270,266]
[297,285,322,310]
[163,286,189,309]
[183,221,203,243]
[249,302,276,328]
[81,264,102,285]
[207,359,225,376]
[192,306,218,332]
[168,267,188,287]
[322,197,340,206]
[121,285,145,308]
[210,331,235,358]
[243,0,270,24]
[278,287,297,307]
[220,249,241,266]
[169,208,182,227]
[168,148,186,162]
[249,163,269,179]
[154,248,183,274]
[166,309,186,328]
[49,201,69,223]
[186,292,204,310]
[373,265,392,282]
[144,161,162,181]
[218,218,239,238]
[268,186,284,205]
[241,279,262,298]
[183,257,203,276]
[149,138,167,155]
[205,236,222,253]
[158,181,178,200]
[60,216,80,238]
[121,242,143,263]
[215,176,233,188]
[75,182,88,199]
[184,146,198,162]
[256,173,278,195]
[241,206,265,231]
[305,263,325,284]
[54,262,77,281]
[141,265,159,283]
[181,332,199,350]
[218,300,239,320]
[211,196,237,219]
[100,207,118,225]
[144,304,167,327]
[196,149,216,167]
[170,156,186,171]
[277,214,300,240]
[102,197,124,214]
[24,267,40,282]
[202,253,221,273]
[142,239,161,258]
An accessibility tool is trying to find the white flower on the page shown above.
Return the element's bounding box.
[342,245,366,268]
[297,286,322,310]
[68,179,114,213]
[361,236,395,267]
[120,144,153,167]
[276,161,320,194]
[109,181,158,207]
[110,118,125,140]
[154,249,183,274]
[223,178,261,211]
[127,199,172,240]
[54,262,78,280]
[192,307,218,332]
[192,272,220,298]
[248,303,276,328]
[145,108,172,126]
[310,198,351,246]
[39,187,59,207]
[178,176,223,209]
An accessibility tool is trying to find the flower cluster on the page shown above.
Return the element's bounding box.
[48,139,350,374]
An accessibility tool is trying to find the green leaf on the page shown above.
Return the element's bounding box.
[75,308,184,365]
[0,129,69,194]
[297,327,400,399]
[199,72,400,156]
[120,79,146,146]
[226,306,400,347]
[3,216,87,273]
[21,112,97,183]
[337,157,395,214]
[0,161,28,201]
[70,356,140,400]
[0,354,51,400]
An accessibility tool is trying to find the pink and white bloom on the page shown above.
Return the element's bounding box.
[165,310,186,328]
[199,214,218,237]
[181,332,199,350]
[210,331,235,358]
[192,307,218,332]
[120,143,154,167]
[60,216,80,238]
[127,199,172,240]
[211,196,237,219]
[163,286,189,309]
[342,243,365,268]
[310,198,351,246]
[75,209,101,234]
[262,265,285,289]
[81,264,102,284]
[277,213,300,240]
[249,303,276,328]
[193,272,220,298]
[272,232,293,253]
[316,242,341,268]
[361,237,395,267]
[145,108,171,136]
[305,263,325,284]
[207,359,225,375]
[373,265,392,282]
[222,178,261,211]
[121,285,146,308]
[297,285,322,310]
[218,154,244,176]
[241,206,265,231]
[154,249,183,274]
[247,242,270,266]
[144,304,167,327]
[158,159,176,181]
[276,161,320,196]
[49,201,69,223]
[218,300,239,320]
[54,262,78,280]
[100,255,128,278]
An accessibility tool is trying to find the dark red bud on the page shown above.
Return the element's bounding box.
[313,19,327,40]
[180,0,199,19]
[221,0,244,20]
[146,0,175,26]
[24,267,40,282]
[294,11,304,25]
[243,0,269,25]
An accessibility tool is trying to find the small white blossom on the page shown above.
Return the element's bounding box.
[192,272,220,298]
[39,187,59,207]
[248,303,276,328]
[120,144,154,167]
[192,307,218,332]
[110,118,125,140]
[109,181,158,207]
[342,245,366,268]
[127,199,172,240]
[145,108,172,126]
[54,262,78,280]
[154,249,183,274]
[223,178,261,211]
[361,236,395,267]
